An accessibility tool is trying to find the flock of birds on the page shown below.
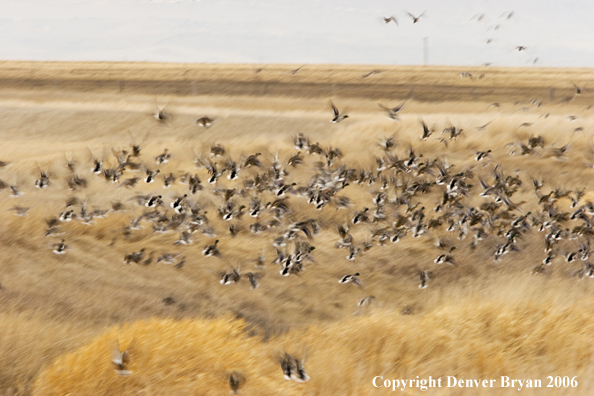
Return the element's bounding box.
[1,78,591,392]
[382,9,541,66]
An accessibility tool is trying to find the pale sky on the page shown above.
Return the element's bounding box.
[0,0,592,67]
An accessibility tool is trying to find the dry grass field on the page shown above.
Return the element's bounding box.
[0,62,593,395]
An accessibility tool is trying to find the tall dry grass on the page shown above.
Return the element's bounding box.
[0,309,97,396]
[32,316,302,396]
[0,63,592,394]
[32,294,594,395]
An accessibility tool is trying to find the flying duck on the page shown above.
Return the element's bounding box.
[52,239,68,255]
[196,116,214,128]
[202,240,220,257]
[339,272,361,286]
[406,10,426,23]
[330,102,348,123]
[111,340,133,376]
[228,371,246,394]
[379,103,404,121]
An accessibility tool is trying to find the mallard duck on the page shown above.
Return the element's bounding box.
[210,144,226,157]
[339,272,361,286]
[35,171,50,189]
[383,16,398,25]
[293,133,310,150]
[145,195,163,208]
[59,210,76,222]
[144,169,160,184]
[155,149,171,165]
[475,150,491,161]
[228,371,246,394]
[346,245,360,261]
[52,239,68,255]
[162,296,175,305]
[352,208,369,224]
[153,102,171,122]
[9,206,29,216]
[163,173,176,188]
[9,183,23,198]
[379,103,403,121]
[330,102,348,123]
[246,272,260,289]
[406,10,426,23]
[434,247,456,265]
[196,116,214,128]
[157,253,181,265]
[112,340,133,376]
[287,152,303,167]
[378,135,396,151]
[219,265,241,285]
[174,231,192,245]
[280,353,310,382]
[243,153,262,168]
[202,240,220,257]
[419,270,432,289]
[358,296,375,306]
[420,120,433,140]
[124,249,145,265]
[170,194,187,214]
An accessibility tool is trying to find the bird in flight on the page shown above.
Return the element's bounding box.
[516,46,527,52]
[112,340,133,376]
[291,65,304,75]
[573,84,584,95]
[196,116,214,128]
[153,100,171,122]
[379,102,404,121]
[383,16,398,25]
[406,11,426,23]
[330,102,349,123]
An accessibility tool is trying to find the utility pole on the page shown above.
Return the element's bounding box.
[423,37,429,65]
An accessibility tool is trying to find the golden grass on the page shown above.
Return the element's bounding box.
[32,316,301,396]
[33,297,594,395]
[0,61,592,91]
[0,309,97,396]
[0,62,592,394]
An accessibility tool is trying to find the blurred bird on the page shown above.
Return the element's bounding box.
[419,270,432,289]
[339,272,361,286]
[111,340,133,376]
[379,103,404,121]
[228,371,246,394]
[280,353,310,383]
[330,102,349,123]
[406,10,426,23]
[203,240,220,257]
[383,16,398,25]
[153,101,171,122]
[52,239,68,255]
[196,116,214,128]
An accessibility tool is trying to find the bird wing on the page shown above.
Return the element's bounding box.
[331,102,339,116]
[393,103,404,113]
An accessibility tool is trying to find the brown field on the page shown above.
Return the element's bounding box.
[0,62,593,395]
